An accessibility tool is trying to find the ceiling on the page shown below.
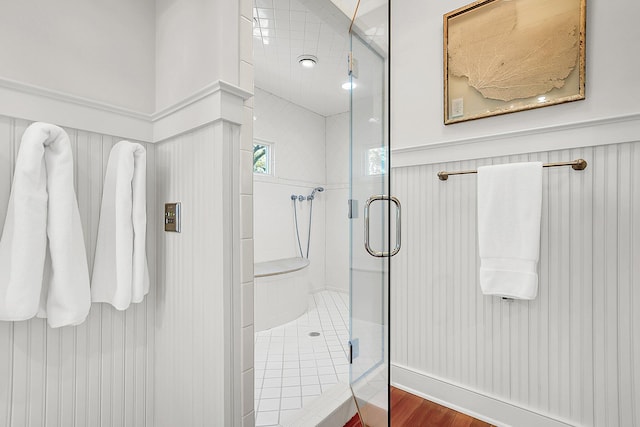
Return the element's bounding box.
[252,0,353,117]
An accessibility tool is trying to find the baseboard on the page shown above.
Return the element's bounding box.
[391,364,578,427]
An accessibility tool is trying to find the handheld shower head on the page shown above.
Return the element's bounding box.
[307,186,324,200]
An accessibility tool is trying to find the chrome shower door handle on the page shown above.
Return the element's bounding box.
[363,195,401,257]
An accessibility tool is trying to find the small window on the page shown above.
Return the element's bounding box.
[367,147,387,176]
[253,141,273,175]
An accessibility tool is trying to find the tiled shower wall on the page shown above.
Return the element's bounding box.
[391,141,640,426]
[253,89,350,294]
[325,112,349,294]
[0,116,156,427]
[253,88,327,292]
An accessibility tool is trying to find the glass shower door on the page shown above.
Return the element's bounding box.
[349,27,395,427]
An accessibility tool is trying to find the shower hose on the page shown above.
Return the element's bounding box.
[292,197,314,259]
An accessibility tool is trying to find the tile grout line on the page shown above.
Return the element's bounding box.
[254,290,349,426]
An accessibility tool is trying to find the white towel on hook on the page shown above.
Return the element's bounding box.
[0,122,91,327]
[477,161,542,300]
[91,141,149,310]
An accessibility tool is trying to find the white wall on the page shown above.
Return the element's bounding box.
[391,0,640,151]
[253,88,327,292]
[238,3,256,426]
[153,2,253,426]
[0,0,156,113]
[390,0,640,425]
[0,116,156,427]
[325,112,350,293]
[253,88,326,184]
[0,1,255,426]
[155,0,240,111]
[253,90,351,295]
[0,3,160,423]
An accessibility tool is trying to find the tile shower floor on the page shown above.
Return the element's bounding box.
[254,290,350,427]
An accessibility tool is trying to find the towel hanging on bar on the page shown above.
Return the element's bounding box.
[0,123,91,327]
[477,161,542,300]
[91,141,149,310]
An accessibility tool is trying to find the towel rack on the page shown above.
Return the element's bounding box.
[437,159,588,181]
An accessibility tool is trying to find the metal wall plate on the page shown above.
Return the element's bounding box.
[164,202,181,232]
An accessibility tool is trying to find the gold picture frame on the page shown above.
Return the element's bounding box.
[443,0,586,124]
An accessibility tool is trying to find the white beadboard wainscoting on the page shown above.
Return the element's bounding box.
[0,116,157,427]
[391,141,640,427]
[155,121,242,427]
[0,82,252,427]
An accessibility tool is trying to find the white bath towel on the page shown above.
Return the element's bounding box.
[91,141,149,310]
[477,161,542,300]
[0,123,91,327]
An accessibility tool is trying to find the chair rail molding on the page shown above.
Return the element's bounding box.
[392,113,640,168]
[0,76,252,144]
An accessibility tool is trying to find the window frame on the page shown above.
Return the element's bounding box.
[253,139,275,176]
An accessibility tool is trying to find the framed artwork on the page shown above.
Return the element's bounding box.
[443,0,586,124]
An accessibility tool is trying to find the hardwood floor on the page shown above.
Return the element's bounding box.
[344,387,494,427]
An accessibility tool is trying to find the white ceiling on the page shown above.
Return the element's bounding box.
[253,0,352,117]
[328,0,388,53]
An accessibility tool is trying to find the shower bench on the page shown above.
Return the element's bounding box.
[254,257,309,278]
[254,257,310,331]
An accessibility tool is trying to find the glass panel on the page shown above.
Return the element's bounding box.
[349,27,389,427]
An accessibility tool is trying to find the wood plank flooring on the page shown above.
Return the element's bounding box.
[344,387,494,427]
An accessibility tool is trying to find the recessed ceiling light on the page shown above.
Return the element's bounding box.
[342,81,357,90]
[298,54,318,68]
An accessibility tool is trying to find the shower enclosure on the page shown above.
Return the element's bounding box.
[348,2,393,426]
[251,0,391,424]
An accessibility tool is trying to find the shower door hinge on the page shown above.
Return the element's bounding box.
[349,339,359,364]
[348,52,359,78]
[348,199,358,219]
